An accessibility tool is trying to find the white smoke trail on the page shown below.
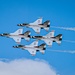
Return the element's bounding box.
[51,26,75,31]
[63,40,75,43]
[48,50,75,54]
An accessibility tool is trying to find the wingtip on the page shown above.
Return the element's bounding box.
[38,17,43,19]
[16,42,20,44]
[13,46,17,48]
[51,30,55,32]
[48,45,52,47]
[42,52,45,54]
[0,34,2,36]
[12,46,14,48]
[17,24,21,26]
[31,54,35,56]
[36,32,40,34]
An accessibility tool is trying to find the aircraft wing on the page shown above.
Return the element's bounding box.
[28,49,36,55]
[12,37,21,44]
[44,40,53,46]
[46,31,54,37]
[11,28,23,35]
[32,27,40,33]
[30,40,38,46]
[31,18,42,25]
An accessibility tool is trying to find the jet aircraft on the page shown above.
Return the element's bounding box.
[13,41,46,56]
[31,31,62,46]
[17,18,50,33]
[0,28,31,43]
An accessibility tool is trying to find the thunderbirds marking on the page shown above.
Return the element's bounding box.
[17,18,50,33]
[32,31,62,46]
[13,41,46,56]
[0,29,31,43]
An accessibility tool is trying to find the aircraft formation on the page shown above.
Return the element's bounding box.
[0,18,62,56]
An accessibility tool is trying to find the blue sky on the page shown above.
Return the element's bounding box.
[0,0,75,75]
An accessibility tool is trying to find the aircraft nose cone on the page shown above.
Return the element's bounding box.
[13,46,15,48]
[17,24,20,26]
[13,46,18,48]
[0,34,3,36]
[17,24,23,26]
[32,36,35,38]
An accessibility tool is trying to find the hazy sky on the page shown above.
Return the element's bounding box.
[0,0,75,75]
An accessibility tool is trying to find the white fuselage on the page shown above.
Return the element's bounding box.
[21,46,39,51]
[36,36,58,42]
[26,23,47,28]
[8,34,27,39]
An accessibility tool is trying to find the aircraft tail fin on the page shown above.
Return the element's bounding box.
[43,20,50,27]
[43,20,50,31]
[55,34,62,45]
[38,43,46,54]
[23,31,31,41]
[23,31,31,37]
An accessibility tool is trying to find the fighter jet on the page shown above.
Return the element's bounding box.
[17,18,50,33]
[0,28,31,43]
[31,31,62,46]
[13,41,46,56]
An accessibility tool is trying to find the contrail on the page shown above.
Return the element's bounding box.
[51,26,75,43]
[47,49,75,54]
[63,40,75,43]
[51,26,75,31]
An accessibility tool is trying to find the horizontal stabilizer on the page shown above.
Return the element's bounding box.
[24,37,30,41]
[44,27,49,31]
